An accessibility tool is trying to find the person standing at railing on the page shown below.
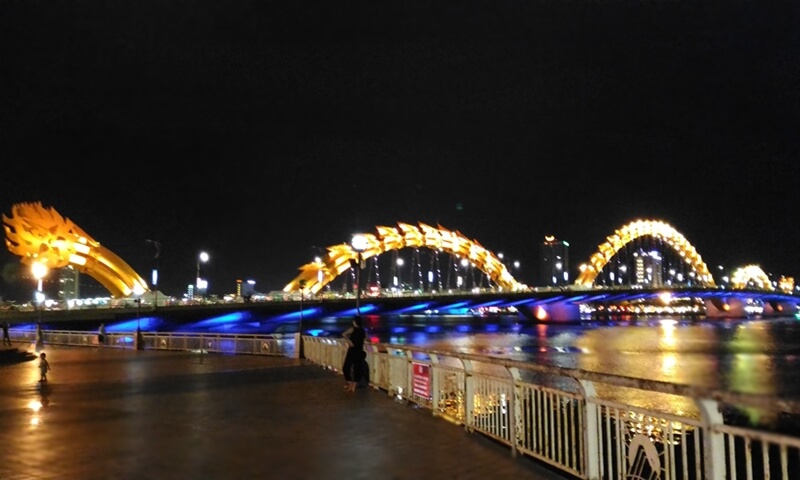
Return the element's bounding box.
[2,321,11,346]
[35,323,44,352]
[98,323,106,347]
[342,316,366,393]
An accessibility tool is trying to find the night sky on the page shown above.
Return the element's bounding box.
[1,0,798,301]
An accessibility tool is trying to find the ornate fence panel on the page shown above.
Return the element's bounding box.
[302,338,800,480]
[9,329,293,357]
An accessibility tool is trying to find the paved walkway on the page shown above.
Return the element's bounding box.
[0,344,574,480]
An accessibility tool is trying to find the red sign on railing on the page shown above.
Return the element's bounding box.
[412,362,431,398]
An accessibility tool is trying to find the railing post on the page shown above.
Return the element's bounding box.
[293,332,303,359]
[578,379,601,480]
[696,398,727,480]
[386,347,400,394]
[135,328,144,350]
[508,367,521,458]
[462,358,474,431]
[430,354,440,414]
[401,349,413,401]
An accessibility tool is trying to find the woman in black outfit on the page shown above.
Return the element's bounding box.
[342,316,366,393]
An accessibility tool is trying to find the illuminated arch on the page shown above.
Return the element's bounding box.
[3,202,150,298]
[730,265,774,291]
[574,219,716,288]
[284,222,528,295]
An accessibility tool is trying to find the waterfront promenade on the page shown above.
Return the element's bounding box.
[0,345,571,480]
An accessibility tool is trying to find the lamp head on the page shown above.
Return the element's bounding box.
[351,234,368,253]
[31,261,48,280]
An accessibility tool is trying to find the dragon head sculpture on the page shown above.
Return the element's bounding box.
[3,201,149,298]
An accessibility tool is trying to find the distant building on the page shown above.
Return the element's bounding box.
[237,279,256,301]
[634,250,663,287]
[540,236,570,287]
[58,266,80,302]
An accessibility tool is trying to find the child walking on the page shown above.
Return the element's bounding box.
[38,352,51,382]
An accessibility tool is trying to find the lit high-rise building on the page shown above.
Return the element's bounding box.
[540,236,569,287]
[58,266,80,302]
[634,250,663,287]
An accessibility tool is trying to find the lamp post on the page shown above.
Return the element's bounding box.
[351,234,368,316]
[460,258,470,292]
[394,257,404,294]
[293,279,307,360]
[146,239,160,307]
[196,251,209,300]
[315,256,324,294]
[298,279,306,333]
[31,261,48,325]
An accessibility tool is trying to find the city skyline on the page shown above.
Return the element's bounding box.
[0,206,795,303]
[2,0,798,301]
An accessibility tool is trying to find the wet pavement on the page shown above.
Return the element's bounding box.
[0,344,573,480]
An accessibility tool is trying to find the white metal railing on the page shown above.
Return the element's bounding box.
[11,329,800,479]
[302,336,800,480]
[6,329,295,357]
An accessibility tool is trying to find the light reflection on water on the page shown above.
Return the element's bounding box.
[96,311,800,399]
[354,314,800,399]
[356,314,800,430]
[26,310,799,432]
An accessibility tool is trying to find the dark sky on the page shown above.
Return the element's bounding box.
[1,0,799,301]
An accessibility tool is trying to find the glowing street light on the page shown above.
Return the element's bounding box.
[295,278,307,359]
[31,261,47,292]
[351,234,369,316]
[460,258,470,291]
[394,257,404,289]
[145,239,161,307]
[31,261,48,325]
[315,256,324,289]
[298,279,306,333]
[196,251,210,298]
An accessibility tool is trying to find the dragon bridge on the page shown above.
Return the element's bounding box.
[3,202,150,298]
[574,219,716,288]
[730,265,774,291]
[284,222,528,295]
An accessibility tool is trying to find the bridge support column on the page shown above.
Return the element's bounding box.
[704,298,747,318]
[762,300,798,317]
[519,301,581,322]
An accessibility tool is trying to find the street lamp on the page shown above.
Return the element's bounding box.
[196,251,209,299]
[31,261,48,325]
[294,279,307,360]
[136,295,142,328]
[460,258,469,291]
[315,257,324,293]
[394,257,404,292]
[146,239,160,307]
[128,282,147,349]
[351,234,369,316]
[298,279,306,333]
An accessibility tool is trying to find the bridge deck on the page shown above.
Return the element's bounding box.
[0,345,571,480]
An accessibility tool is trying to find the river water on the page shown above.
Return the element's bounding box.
[42,310,800,430]
[76,309,800,401]
[342,313,800,432]
[291,313,800,397]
